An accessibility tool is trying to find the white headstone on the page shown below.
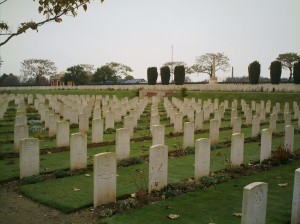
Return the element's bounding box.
[260,129,272,163]
[93,152,116,207]
[183,122,195,148]
[284,125,294,152]
[20,138,39,179]
[116,128,130,160]
[92,118,103,143]
[194,138,210,180]
[210,119,219,145]
[70,133,87,170]
[230,133,244,166]
[291,168,300,224]
[14,124,29,153]
[152,125,165,146]
[241,182,268,224]
[149,144,168,193]
[56,120,70,147]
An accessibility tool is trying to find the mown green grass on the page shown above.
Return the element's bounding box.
[19,135,300,213]
[101,160,300,224]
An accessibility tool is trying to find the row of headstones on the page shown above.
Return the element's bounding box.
[19,121,296,203]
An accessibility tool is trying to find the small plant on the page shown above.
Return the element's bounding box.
[270,145,294,165]
[118,157,143,167]
[33,131,44,139]
[132,168,149,205]
[54,169,70,178]
[21,175,45,185]
[180,87,188,98]
[104,128,115,134]
[183,146,195,155]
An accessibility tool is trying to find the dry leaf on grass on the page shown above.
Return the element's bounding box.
[73,188,81,192]
[168,214,180,219]
[233,212,242,217]
[278,183,288,187]
[85,174,90,177]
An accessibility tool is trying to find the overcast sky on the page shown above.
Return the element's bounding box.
[1,0,299,81]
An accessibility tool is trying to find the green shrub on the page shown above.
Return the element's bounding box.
[248,61,260,84]
[54,170,70,178]
[147,67,158,85]
[180,87,188,97]
[160,66,171,85]
[174,65,185,85]
[270,60,282,84]
[21,175,45,185]
[294,61,300,84]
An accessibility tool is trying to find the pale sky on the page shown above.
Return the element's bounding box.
[0,0,300,82]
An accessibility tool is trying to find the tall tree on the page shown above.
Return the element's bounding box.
[0,73,20,86]
[0,0,105,46]
[106,62,133,79]
[276,53,300,81]
[20,59,57,83]
[93,65,116,84]
[62,65,89,85]
[191,52,230,77]
[78,64,95,76]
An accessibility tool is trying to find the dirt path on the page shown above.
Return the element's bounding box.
[0,182,97,224]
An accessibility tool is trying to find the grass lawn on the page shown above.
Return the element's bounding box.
[101,160,300,224]
[1,90,300,221]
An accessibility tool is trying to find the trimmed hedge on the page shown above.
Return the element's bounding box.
[160,66,171,85]
[270,61,282,84]
[294,61,300,84]
[147,67,158,85]
[248,61,260,84]
[174,65,185,85]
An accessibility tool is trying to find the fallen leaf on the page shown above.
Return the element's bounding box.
[276,176,282,179]
[278,183,288,187]
[131,193,136,198]
[47,151,52,154]
[85,174,90,177]
[233,212,242,217]
[168,214,180,219]
[73,188,81,192]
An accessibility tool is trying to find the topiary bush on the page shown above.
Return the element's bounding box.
[174,65,185,85]
[160,66,171,85]
[270,60,282,84]
[248,61,260,84]
[294,61,300,84]
[147,67,158,85]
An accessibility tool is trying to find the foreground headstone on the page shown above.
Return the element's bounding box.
[149,144,168,193]
[291,168,300,224]
[284,125,294,152]
[241,182,268,224]
[20,138,39,179]
[56,120,70,147]
[260,128,272,163]
[230,133,244,166]
[93,152,116,207]
[194,138,210,180]
[70,133,87,170]
[116,128,130,160]
[14,124,29,153]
